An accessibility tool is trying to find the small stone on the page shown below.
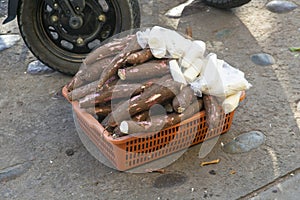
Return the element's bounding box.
[65,149,75,156]
[0,35,21,51]
[27,60,54,75]
[266,1,297,14]
[209,170,216,175]
[272,189,278,193]
[251,53,275,66]
[16,101,24,107]
[222,131,266,154]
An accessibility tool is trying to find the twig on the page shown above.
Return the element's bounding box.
[200,159,220,167]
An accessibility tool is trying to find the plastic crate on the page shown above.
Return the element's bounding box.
[63,86,245,171]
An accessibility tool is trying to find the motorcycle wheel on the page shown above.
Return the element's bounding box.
[18,0,140,75]
[203,0,251,9]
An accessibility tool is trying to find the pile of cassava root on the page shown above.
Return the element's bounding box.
[66,34,224,138]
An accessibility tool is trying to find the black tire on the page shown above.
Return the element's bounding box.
[17,0,140,75]
[203,0,251,9]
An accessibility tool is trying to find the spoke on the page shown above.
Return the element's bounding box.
[72,43,90,53]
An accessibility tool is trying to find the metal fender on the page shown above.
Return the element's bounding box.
[3,0,19,24]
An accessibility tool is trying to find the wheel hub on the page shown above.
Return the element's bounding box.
[40,0,117,54]
[69,16,83,29]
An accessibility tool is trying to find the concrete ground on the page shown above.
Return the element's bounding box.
[0,0,299,199]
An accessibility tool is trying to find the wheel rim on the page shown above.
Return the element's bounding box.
[36,0,122,61]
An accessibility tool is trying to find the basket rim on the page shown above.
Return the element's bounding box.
[62,86,245,145]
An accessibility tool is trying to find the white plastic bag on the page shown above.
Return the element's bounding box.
[191,53,251,98]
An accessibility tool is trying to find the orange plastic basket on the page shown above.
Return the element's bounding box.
[63,86,245,171]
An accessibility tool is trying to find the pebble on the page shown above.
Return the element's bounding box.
[209,170,216,175]
[266,0,297,14]
[272,189,278,193]
[250,53,275,66]
[222,131,266,154]
[27,60,54,75]
[0,35,21,51]
[65,149,75,156]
